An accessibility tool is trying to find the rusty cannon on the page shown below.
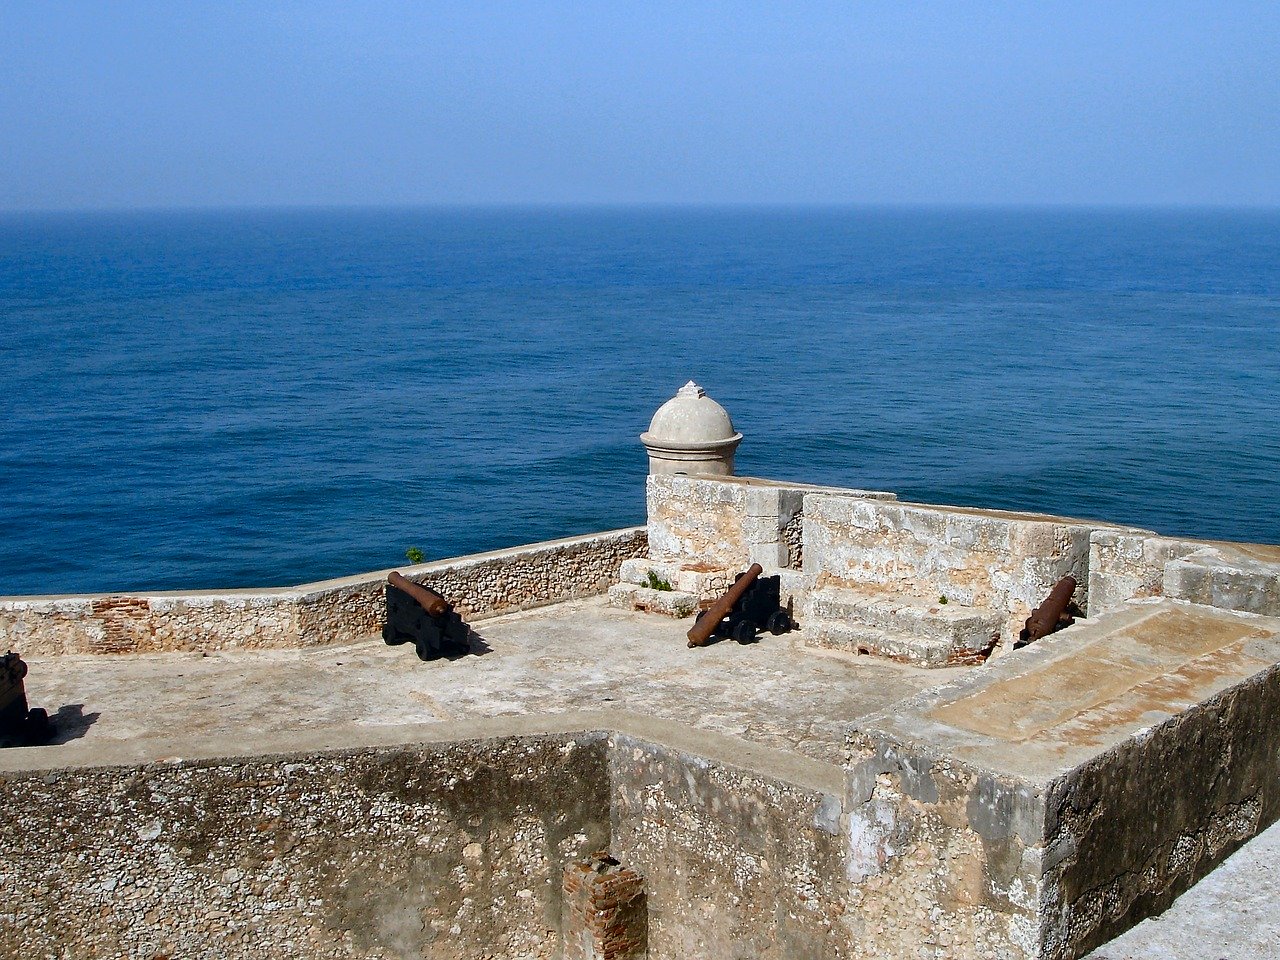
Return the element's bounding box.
[687,563,795,648]
[383,571,471,660]
[0,653,53,747]
[1016,575,1079,649]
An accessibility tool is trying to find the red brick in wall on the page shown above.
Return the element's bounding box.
[562,852,647,960]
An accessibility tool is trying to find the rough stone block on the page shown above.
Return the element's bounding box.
[1163,544,1280,618]
[749,541,790,571]
[844,599,1280,960]
[1086,530,1187,616]
[776,570,809,618]
[606,583,699,618]
[744,485,783,518]
[616,558,734,599]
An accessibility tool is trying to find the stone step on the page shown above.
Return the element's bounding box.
[617,558,734,599]
[804,586,1001,667]
[606,583,699,618]
[803,622,964,667]
[807,587,1001,645]
[804,622,1001,668]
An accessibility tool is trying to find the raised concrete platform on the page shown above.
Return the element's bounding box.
[846,598,1280,960]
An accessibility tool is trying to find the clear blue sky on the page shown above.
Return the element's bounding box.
[2,1,1277,210]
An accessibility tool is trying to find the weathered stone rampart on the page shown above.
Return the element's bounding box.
[0,527,647,657]
[644,474,894,572]
[4,590,1280,959]
[0,730,612,959]
[6,460,1280,959]
[1090,531,1280,620]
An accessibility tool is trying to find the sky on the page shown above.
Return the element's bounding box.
[1,1,1278,211]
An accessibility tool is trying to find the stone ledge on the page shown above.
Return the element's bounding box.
[616,557,734,598]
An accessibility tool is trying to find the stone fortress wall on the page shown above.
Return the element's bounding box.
[5,381,1280,960]
[613,472,1280,663]
[1,729,614,960]
[0,527,647,657]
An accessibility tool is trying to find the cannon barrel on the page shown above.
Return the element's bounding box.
[687,563,764,648]
[388,571,451,618]
[1018,575,1078,647]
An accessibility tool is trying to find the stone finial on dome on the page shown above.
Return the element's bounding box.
[676,380,705,398]
[640,381,742,476]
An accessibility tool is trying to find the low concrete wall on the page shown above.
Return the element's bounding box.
[1089,532,1280,620]
[645,474,894,571]
[0,527,648,657]
[0,732,611,960]
[804,496,1106,644]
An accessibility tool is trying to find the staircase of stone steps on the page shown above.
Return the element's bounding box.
[802,586,1002,667]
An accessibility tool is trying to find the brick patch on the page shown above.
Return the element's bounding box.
[562,852,647,960]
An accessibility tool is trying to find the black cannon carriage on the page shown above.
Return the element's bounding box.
[687,563,795,647]
[382,572,471,661]
[0,653,53,747]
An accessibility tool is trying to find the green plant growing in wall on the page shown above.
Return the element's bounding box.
[939,595,948,604]
[645,570,674,592]
[405,546,425,564]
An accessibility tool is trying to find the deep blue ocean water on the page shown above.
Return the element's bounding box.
[1,208,1277,595]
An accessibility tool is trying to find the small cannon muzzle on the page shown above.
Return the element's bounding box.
[1017,575,1078,648]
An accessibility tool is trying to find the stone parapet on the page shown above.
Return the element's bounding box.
[1088,532,1280,620]
[645,474,894,572]
[0,527,647,657]
[804,496,1104,651]
[1086,530,1195,615]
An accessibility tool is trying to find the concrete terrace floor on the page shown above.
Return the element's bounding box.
[13,595,1280,960]
[17,596,961,771]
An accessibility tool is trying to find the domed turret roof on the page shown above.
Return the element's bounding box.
[641,381,742,449]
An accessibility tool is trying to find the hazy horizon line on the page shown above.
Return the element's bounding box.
[4,200,1280,218]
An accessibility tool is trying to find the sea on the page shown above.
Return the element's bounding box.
[1,207,1277,596]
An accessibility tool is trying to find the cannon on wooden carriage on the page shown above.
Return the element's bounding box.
[0,653,53,747]
[686,563,795,648]
[383,572,471,661]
